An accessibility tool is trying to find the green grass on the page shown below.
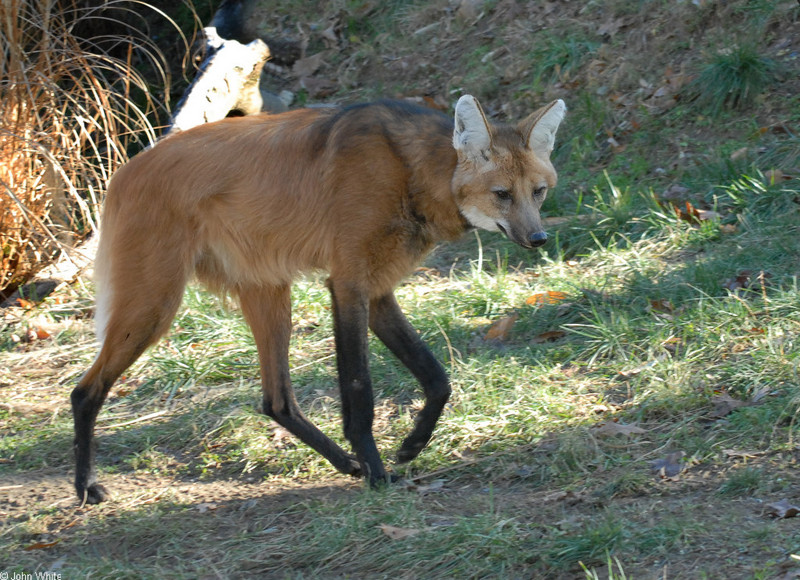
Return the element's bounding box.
[5,158,800,576]
[4,152,800,578]
[3,0,800,577]
[718,466,763,496]
[690,44,779,115]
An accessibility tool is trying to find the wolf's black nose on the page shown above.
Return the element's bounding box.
[529,231,548,247]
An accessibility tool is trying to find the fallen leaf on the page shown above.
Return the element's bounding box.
[24,540,61,551]
[484,312,518,342]
[661,336,682,357]
[542,490,584,504]
[320,23,340,47]
[761,123,792,136]
[379,524,422,540]
[34,327,51,340]
[607,136,626,153]
[751,384,771,403]
[526,291,568,306]
[730,147,749,161]
[532,330,566,343]
[722,270,772,294]
[774,566,800,580]
[196,502,218,513]
[592,420,647,437]
[616,360,657,380]
[722,449,763,459]
[649,299,674,313]
[652,85,672,99]
[270,425,295,449]
[298,76,338,99]
[766,499,800,519]
[673,201,720,224]
[695,208,721,221]
[292,52,326,78]
[542,490,569,502]
[651,451,685,478]
[765,169,789,185]
[597,16,626,37]
[709,392,748,418]
[723,271,752,293]
[15,297,35,309]
[413,479,445,495]
[272,425,293,441]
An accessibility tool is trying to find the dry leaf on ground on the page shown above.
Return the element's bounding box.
[532,330,566,343]
[766,499,800,519]
[765,169,792,184]
[709,392,748,418]
[651,451,685,478]
[526,291,568,306]
[379,524,423,540]
[722,270,772,294]
[592,420,647,437]
[484,312,518,342]
[23,540,61,551]
[649,298,674,313]
[671,201,721,224]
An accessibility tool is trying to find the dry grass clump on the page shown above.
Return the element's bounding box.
[0,0,177,297]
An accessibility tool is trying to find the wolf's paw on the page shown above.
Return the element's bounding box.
[396,439,426,464]
[77,482,110,505]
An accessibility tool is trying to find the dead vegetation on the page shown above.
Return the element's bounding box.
[0,0,180,299]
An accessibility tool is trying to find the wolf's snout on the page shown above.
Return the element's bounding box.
[529,231,548,247]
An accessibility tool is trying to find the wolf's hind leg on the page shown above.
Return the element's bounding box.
[72,277,187,503]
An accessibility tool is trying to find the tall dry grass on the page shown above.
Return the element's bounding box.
[0,0,185,297]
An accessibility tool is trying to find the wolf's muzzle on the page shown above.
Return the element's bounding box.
[528,231,548,247]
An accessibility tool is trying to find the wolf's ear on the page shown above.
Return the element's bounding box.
[521,99,566,158]
[453,95,492,160]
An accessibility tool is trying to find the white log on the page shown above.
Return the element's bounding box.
[166,26,271,136]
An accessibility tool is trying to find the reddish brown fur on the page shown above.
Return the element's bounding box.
[92,107,456,377]
[71,98,565,501]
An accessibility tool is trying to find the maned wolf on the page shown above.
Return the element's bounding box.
[71,95,566,503]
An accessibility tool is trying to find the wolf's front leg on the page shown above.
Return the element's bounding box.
[327,279,389,486]
[236,282,362,477]
[369,293,451,463]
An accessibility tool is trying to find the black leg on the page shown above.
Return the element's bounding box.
[369,293,451,463]
[237,283,361,478]
[71,319,174,504]
[327,280,389,486]
[71,382,112,504]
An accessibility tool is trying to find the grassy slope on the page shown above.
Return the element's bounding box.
[2,0,800,578]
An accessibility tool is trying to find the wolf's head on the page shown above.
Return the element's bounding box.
[451,95,566,249]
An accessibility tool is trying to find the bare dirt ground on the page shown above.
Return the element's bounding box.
[4,346,800,578]
[5,454,800,578]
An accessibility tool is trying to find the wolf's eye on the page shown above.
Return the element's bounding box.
[533,186,547,199]
[493,188,512,201]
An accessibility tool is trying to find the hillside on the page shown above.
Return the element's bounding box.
[245,0,799,208]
